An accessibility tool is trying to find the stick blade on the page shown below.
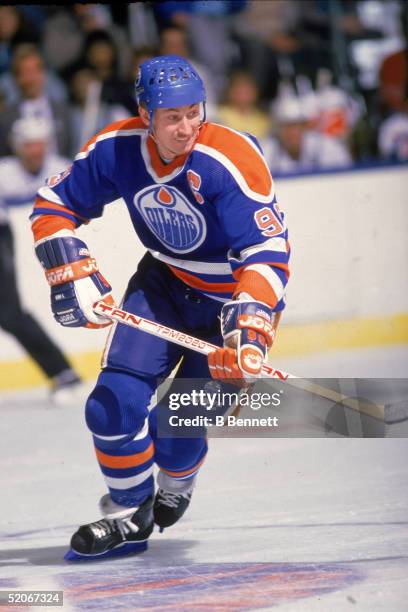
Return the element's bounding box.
[384,400,408,424]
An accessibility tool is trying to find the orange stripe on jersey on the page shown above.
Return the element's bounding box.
[233,269,278,308]
[160,455,206,478]
[168,265,237,294]
[32,215,76,241]
[233,261,290,280]
[146,136,188,178]
[197,123,273,197]
[95,442,154,469]
[80,117,145,153]
[33,197,88,221]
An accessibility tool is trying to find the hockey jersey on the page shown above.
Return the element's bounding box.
[31,118,290,309]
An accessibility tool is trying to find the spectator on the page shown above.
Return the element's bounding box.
[0,117,81,403]
[379,48,408,115]
[0,44,71,156]
[233,0,330,102]
[378,111,408,161]
[0,42,67,106]
[68,67,129,156]
[262,96,352,174]
[217,70,270,139]
[0,5,38,75]
[378,1,408,115]
[154,1,245,99]
[376,1,408,162]
[128,4,159,49]
[42,5,131,79]
[130,46,159,81]
[313,70,365,158]
[316,85,355,143]
[78,30,132,114]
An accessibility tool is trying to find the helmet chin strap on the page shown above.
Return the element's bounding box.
[201,101,207,123]
[148,109,154,135]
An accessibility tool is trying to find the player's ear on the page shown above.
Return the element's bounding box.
[138,105,150,127]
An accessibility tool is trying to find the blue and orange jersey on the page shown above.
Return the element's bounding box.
[31,118,290,309]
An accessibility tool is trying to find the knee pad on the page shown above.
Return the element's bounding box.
[85,369,155,437]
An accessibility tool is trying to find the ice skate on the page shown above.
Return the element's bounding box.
[65,494,154,561]
[153,471,195,532]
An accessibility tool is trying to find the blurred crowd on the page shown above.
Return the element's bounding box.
[1,0,407,177]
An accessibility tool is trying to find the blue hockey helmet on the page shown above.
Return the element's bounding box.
[135,55,206,125]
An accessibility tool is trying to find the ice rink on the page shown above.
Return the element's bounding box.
[1,345,408,611]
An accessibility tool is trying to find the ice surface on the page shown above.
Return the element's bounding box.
[1,347,408,610]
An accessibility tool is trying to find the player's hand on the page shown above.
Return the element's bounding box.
[208,300,275,383]
[35,234,115,329]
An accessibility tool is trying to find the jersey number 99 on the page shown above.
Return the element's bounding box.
[254,207,284,237]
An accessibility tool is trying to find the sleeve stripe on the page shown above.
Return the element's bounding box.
[233,269,279,309]
[233,260,290,280]
[240,237,288,257]
[30,208,80,225]
[230,250,290,270]
[242,264,285,301]
[228,237,288,267]
[31,215,77,241]
[38,185,64,205]
[32,198,89,222]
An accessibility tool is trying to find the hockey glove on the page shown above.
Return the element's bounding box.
[35,234,114,329]
[208,300,275,383]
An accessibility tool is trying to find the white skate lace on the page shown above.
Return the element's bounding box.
[157,489,191,508]
[91,517,139,539]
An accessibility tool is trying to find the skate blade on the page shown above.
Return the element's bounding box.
[64,540,148,561]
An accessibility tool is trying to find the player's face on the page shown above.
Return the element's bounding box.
[145,104,201,160]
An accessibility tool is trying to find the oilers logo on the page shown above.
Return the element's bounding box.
[134,185,207,253]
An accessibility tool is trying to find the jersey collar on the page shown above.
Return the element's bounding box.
[144,134,189,181]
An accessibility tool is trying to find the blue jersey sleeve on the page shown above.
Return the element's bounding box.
[213,175,290,310]
[33,130,121,225]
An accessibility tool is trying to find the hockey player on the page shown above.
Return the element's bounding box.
[31,56,290,560]
[0,117,81,402]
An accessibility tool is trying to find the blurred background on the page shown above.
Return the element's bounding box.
[0,1,407,397]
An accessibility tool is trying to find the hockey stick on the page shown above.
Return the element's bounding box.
[93,302,408,425]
